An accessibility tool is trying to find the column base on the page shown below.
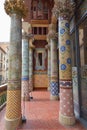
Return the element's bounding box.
[22,96,30,101]
[59,112,75,126]
[47,86,50,91]
[5,116,22,130]
[50,95,59,100]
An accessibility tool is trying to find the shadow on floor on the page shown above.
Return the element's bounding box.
[18,119,86,130]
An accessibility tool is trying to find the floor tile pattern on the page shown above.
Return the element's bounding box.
[0,91,87,130]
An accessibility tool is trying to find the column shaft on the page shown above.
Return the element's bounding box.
[50,39,59,100]
[5,14,22,130]
[29,48,33,92]
[47,46,51,91]
[22,35,29,101]
[4,0,27,129]
[59,16,75,125]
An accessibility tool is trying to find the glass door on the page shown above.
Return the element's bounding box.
[79,18,87,120]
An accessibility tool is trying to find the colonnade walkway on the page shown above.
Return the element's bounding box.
[0,90,87,130]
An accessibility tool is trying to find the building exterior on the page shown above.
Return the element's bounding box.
[0,47,6,84]
[2,0,87,130]
[0,43,9,84]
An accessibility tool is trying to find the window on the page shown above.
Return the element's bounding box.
[0,75,2,82]
[1,53,3,60]
[33,27,47,35]
[70,32,76,66]
[0,63,2,69]
[34,6,36,11]
[39,27,42,34]
[38,53,42,66]
[34,49,46,70]
[79,21,87,66]
[43,27,47,34]
[34,27,37,34]
[79,18,87,120]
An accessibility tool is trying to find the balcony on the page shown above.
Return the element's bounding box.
[34,35,46,40]
[0,89,86,130]
[31,20,49,25]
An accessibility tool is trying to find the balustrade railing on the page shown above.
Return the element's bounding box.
[0,83,7,110]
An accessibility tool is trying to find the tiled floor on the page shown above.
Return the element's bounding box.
[0,107,6,130]
[0,90,87,130]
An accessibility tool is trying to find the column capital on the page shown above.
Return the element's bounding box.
[29,33,34,41]
[45,44,50,50]
[22,32,30,39]
[46,37,50,43]
[4,0,28,18]
[47,23,58,40]
[29,34,35,49]
[54,0,75,19]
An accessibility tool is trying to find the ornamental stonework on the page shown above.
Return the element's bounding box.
[54,0,75,19]
[47,24,57,40]
[4,0,28,18]
[51,6,57,24]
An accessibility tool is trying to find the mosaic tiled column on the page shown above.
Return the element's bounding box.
[50,38,59,100]
[48,24,59,100]
[4,1,27,130]
[22,33,29,101]
[54,0,76,126]
[45,43,51,91]
[29,37,35,92]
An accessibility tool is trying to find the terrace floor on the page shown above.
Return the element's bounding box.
[0,90,87,130]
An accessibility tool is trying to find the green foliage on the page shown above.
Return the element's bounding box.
[0,93,7,106]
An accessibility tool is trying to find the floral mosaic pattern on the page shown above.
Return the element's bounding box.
[59,19,72,80]
[58,11,75,124]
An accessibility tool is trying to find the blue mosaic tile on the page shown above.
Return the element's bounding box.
[61,64,66,70]
[60,80,72,87]
[22,77,29,80]
[67,58,71,64]
[50,82,58,96]
[60,46,66,52]
[65,23,69,28]
[60,28,65,35]
[66,40,71,45]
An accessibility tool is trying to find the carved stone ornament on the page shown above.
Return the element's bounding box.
[4,0,28,18]
[29,34,35,49]
[54,0,75,19]
[48,23,57,32]
[22,32,29,39]
[45,44,50,50]
[47,24,58,40]
[51,5,58,24]
[52,4,59,19]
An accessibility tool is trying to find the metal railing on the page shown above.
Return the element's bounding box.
[0,83,7,111]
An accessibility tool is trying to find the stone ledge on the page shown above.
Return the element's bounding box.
[59,112,76,126]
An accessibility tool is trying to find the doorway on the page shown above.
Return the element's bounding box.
[79,18,87,120]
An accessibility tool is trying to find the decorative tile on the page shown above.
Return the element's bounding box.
[60,46,66,52]
[66,40,71,45]
[60,80,72,87]
[65,23,69,28]
[61,64,67,70]
[50,82,58,96]
[60,28,65,35]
